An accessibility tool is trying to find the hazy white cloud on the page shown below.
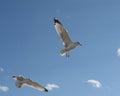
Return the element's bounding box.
[0,86,9,92]
[117,48,120,56]
[87,80,102,88]
[46,84,59,91]
[0,67,3,72]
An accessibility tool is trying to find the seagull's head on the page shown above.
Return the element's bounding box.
[12,76,17,80]
[12,75,25,81]
[75,42,82,46]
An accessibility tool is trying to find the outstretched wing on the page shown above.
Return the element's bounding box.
[13,76,48,92]
[54,17,72,47]
[26,79,48,92]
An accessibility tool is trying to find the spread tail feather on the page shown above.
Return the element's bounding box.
[60,49,69,56]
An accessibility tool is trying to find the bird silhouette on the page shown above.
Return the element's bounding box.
[13,75,48,92]
[54,17,81,58]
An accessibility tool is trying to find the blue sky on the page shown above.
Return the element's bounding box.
[0,0,120,96]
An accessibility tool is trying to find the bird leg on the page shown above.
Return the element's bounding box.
[66,52,70,58]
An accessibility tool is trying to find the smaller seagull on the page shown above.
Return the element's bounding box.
[12,75,48,92]
[54,17,82,58]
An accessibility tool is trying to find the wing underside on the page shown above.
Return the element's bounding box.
[54,19,72,47]
[26,84,46,91]
[26,80,48,92]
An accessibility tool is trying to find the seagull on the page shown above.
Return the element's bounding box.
[54,17,81,58]
[12,75,48,92]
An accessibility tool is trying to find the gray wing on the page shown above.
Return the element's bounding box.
[13,76,48,92]
[54,18,73,47]
[26,79,48,92]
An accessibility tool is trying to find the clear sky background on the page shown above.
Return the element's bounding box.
[0,0,120,96]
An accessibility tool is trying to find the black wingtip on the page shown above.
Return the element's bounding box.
[54,17,62,25]
[54,17,57,20]
[45,88,48,92]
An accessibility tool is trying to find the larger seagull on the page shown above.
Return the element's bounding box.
[12,75,48,92]
[54,17,81,57]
